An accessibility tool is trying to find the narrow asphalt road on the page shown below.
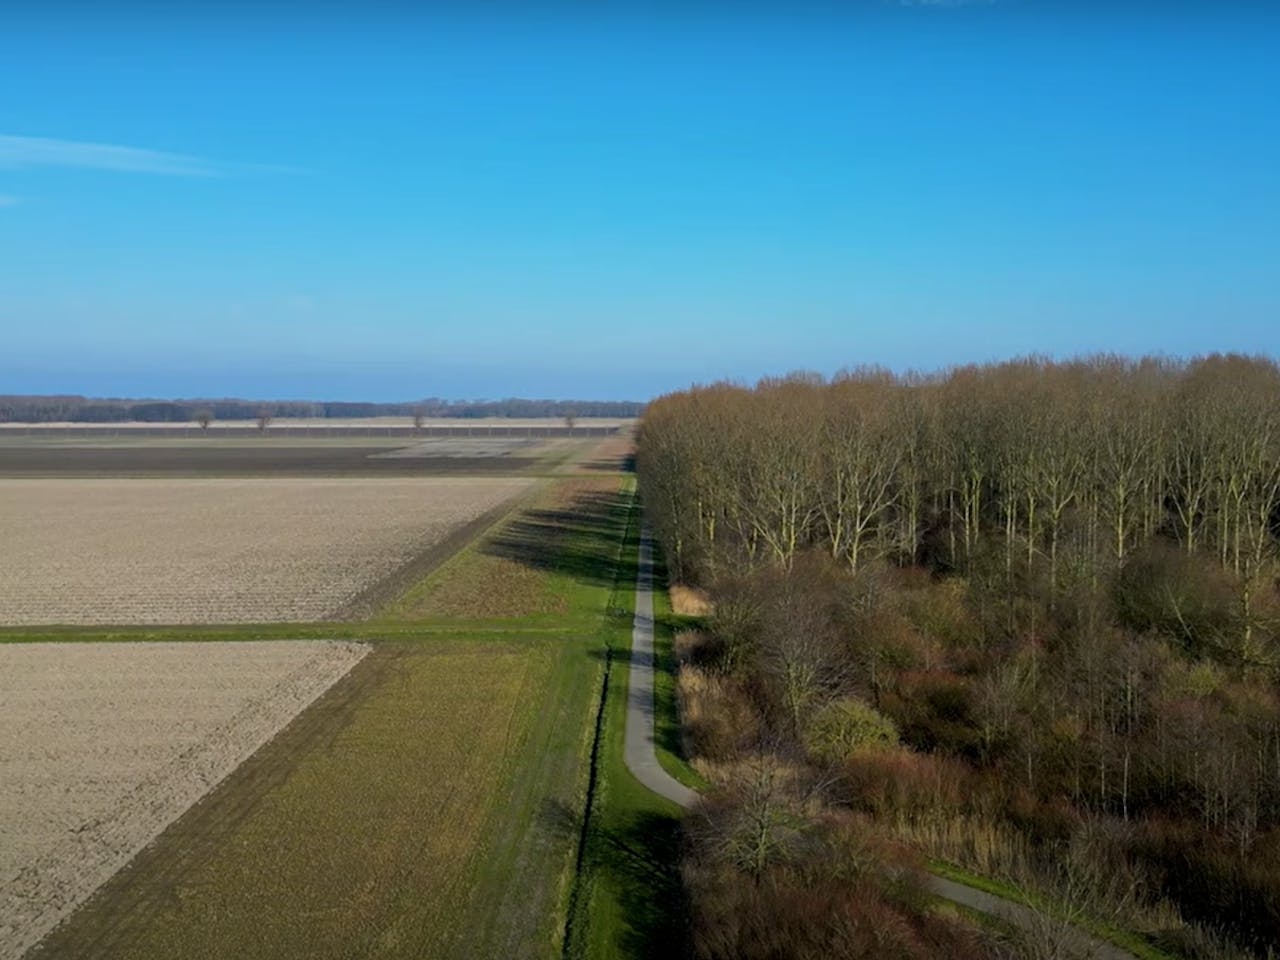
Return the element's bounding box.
[622,527,698,808]
[622,523,1135,959]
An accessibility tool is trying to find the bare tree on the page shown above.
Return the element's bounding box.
[818,374,901,572]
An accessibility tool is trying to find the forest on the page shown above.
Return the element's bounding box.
[637,355,1280,959]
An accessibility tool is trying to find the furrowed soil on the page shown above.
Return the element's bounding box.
[0,443,545,477]
[0,477,533,625]
[1,640,368,960]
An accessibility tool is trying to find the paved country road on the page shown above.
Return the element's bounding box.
[623,529,697,808]
[622,523,1136,960]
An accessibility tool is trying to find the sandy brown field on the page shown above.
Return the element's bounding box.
[0,477,533,625]
[0,640,368,960]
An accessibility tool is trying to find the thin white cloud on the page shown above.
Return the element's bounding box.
[0,134,221,176]
[0,194,18,207]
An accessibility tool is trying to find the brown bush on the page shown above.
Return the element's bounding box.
[839,747,970,820]
[1113,540,1242,657]
[677,666,763,761]
[1130,818,1280,953]
[882,669,984,757]
[685,806,994,960]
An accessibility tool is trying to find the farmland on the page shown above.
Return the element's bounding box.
[0,640,368,960]
[28,640,564,960]
[2,430,663,960]
[0,434,580,477]
[0,477,533,624]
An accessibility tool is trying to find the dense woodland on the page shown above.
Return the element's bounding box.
[638,355,1280,959]
[0,395,643,423]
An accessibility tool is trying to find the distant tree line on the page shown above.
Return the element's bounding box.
[0,395,644,423]
[639,354,1280,958]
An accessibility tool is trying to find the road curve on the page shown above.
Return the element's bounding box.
[623,523,1135,959]
[623,527,698,808]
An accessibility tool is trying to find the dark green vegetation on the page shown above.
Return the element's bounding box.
[21,434,679,960]
[638,355,1280,959]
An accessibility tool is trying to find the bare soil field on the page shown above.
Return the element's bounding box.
[0,417,633,430]
[0,442,548,477]
[0,639,368,960]
[0,477,533,624]
[370,437,567,459]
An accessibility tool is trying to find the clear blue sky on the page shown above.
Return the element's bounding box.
[2,1,1277,401]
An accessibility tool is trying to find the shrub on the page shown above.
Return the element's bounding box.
[839,747,969,820]
[1113,541,1241,656]
[685,802,994,960]
[803,697,898,765]
[678,666,763,761]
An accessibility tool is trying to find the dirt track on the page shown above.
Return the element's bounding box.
[0,640,368,960]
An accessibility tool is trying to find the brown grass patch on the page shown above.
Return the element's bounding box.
[671,584,713,616]
[678,664,763,764]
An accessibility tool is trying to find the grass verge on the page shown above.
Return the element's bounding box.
[564,501,693,960]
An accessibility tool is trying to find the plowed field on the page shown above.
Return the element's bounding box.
[0,478,532,624]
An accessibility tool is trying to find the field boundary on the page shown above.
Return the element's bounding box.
[10,641,372,960]
[332,488,535,621]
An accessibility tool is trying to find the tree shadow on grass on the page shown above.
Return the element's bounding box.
[580,452,637,473]
[546,798,691,959]
[599,809,690,959]
[481,490,639,590]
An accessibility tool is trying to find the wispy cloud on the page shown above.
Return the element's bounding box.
[0,194,18,207]
[0,134,222,176]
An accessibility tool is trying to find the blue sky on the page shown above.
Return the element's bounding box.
[2,2,1278,401]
